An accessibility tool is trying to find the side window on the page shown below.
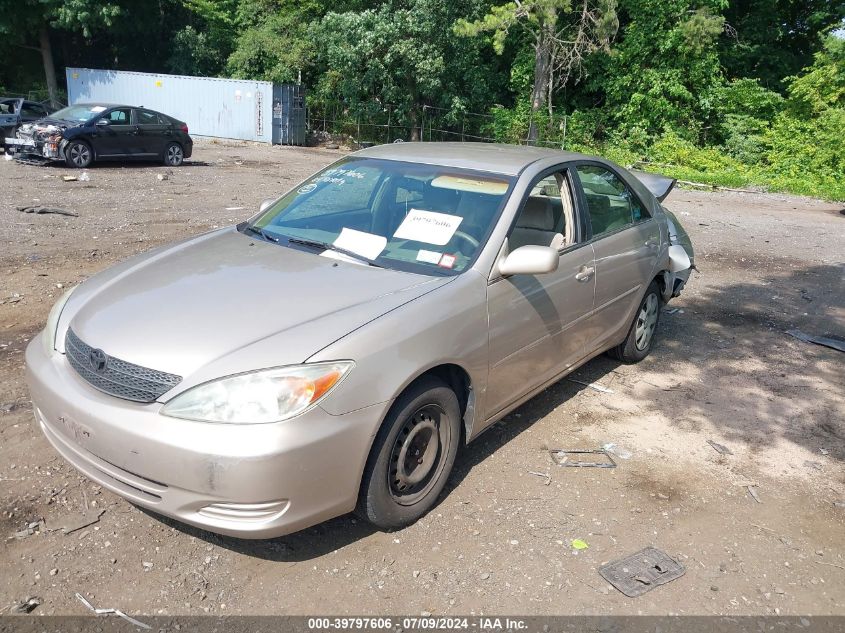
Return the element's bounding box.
[137,110,160,125]
[106,108,131,124]
[21,103,45,118]
[577,165,649,238]
[509,171,572,250]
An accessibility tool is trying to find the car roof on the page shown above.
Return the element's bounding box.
[353,142,594,176]
[73,102,127,108]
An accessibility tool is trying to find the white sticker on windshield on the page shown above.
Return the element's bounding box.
[333,227,387,260]
[393,209,463,246]
[91,106,106,113]
[416,249,442,264]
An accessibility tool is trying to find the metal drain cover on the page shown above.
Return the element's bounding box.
[599,547,685,597]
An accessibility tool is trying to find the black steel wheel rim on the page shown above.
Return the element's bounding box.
[388,404,449,505]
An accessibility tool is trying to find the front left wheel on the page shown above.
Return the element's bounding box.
[64,140,93,168]
[358,376,461,530]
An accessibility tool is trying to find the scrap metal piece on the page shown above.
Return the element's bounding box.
[787,329,845,353]
[10,597,41,613]
[17,205,79,217]
[550,449,617,468]
[707,440,733,455]
[599,547,686,597]
[75,593,151,630]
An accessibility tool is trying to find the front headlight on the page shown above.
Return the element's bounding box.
[160,361,354,424]
[43,285,77,354]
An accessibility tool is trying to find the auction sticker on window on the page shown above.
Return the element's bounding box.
[393,209,463,246]
[416,249,443,264]
[333,227,387,260]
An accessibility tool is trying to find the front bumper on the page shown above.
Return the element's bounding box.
[25,335,386,538]
[5,137,62,159]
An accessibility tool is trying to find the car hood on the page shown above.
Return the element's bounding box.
[64,228,449,385]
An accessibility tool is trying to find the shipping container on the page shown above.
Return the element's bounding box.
[66,68,305,145]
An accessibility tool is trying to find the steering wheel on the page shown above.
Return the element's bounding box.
[452,230,480,251]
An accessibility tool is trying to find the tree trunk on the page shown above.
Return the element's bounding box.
[528,23,553,144]
[39,25,60,108]
[409,105,420,141]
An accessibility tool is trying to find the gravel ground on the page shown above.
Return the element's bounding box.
[1,141,843,618]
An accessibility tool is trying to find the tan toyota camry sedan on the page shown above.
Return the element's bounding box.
[25,143,694,538]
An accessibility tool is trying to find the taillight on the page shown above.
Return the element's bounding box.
[180,123,189,133]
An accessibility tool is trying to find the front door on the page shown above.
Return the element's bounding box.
[485,168,596,420]
[575,163,661,351]
[92,107,134,157]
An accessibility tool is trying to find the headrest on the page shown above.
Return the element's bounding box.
[517,197,554,231]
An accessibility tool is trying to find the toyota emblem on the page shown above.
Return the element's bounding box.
[88,348,108,372]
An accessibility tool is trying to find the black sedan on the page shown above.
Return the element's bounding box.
[5,103,193,168]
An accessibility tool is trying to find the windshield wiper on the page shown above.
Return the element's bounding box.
[287,237,384,268]
[242,225,279,242]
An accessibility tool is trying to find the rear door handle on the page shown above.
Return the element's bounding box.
[645,238,658,249]
[575,266,595,282]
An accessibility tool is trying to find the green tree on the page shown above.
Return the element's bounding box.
[719,0,845,89]
[314,0,499,141]
[0,0,121,106]
[601,0,727,140]
[456,0,618,141]
[168,0,238,76]
[226,0,331,84]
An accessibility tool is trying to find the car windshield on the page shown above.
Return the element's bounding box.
[248,157,514,275]
[50,104,109,123]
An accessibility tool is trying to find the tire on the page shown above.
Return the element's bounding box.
[163,142,184,166]
[358,376,461,530]
[64,140,93,168]
[609,280,662,363]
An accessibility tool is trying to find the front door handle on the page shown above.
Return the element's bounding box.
[575,266,595,282]
[645,238,658,249]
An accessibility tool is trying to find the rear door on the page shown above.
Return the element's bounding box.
[134,109,168,158]
[574,163,661,353]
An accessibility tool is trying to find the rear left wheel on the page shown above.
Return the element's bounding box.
[358,376,461,530]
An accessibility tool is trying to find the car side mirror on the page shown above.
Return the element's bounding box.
[259,197,276,213]
[498,245,559,276]
[96,118,109,126]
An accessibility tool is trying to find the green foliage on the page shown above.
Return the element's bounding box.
[785,36,845,115]
[226,0,326,84]
[312,0,499,136]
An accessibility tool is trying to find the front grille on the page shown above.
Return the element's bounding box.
[65,329,182,403]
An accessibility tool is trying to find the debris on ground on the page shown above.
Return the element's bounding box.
[75,592,151,629]
[804,460,823,471]
[747,485,762,503]
[17,205,79,217]
[571,539,589,550]
[550,449,617,468]
[9,597,41,614]
[62,175,77,182]
[786,329,845,353]
[664,307,681,315]
[52,508,105,535]
[602,443,633,459]
[527,471,551,485]
[567,378,615,394]
[599,547,686,597]
[707,439,733,455]
[79,172,90,182]
[8,520,43,540]
[156,173,168,181]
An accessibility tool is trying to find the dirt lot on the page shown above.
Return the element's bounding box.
[1,141,843,618]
